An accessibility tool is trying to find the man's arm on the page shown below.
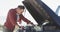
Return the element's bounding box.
[20,14,33,24]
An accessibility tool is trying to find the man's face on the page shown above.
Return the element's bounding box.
[16,8,24,14]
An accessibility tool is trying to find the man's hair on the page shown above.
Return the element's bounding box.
[18,5,25,9]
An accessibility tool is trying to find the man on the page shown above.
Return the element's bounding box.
[3,5,34,32]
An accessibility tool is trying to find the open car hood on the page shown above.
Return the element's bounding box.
[22,0,60,26]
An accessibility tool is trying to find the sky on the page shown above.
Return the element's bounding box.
[0,0,60,25]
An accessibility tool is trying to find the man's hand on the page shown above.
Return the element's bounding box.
[29,22,35,26]
[15,25,19,29]
[13,25,19,32]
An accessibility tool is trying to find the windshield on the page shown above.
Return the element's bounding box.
[41,0,60,16]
